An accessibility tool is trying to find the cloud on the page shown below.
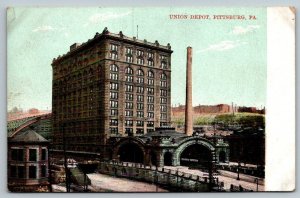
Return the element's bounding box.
[232,25,260,35]
[32,25,55,32]
[83,11,131,27]
[32,25,66,33]
[198,40,248,53]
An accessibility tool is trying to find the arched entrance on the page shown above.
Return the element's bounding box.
[180,144,212,170]
[219,150,226,163]
[117,142,144,163]
[164,152,173,166]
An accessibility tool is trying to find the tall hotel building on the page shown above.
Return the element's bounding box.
[51,28,172,154]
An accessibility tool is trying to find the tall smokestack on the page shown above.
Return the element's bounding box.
[185,47,193,136]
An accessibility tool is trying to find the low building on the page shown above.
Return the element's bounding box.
[8,129,50,192]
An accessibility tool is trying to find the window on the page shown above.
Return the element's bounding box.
[147,70,154,78]
[110,109,118,116]
[147,112,154,118]
[160,89,167,97]
[160,55,168,69]
[125,128,133,134]
[147,104,154,111]
[147,70,154,86]
[147,121,154,127]
[125,120,133,126]
[29,166,37,179]
[110,100,118,108]
[10,165,17,178]
[148,59,154,67]
[110,127,118,134]
[147,87,154,95]
[126,55,133,63]
[41,149,47,161]
[160,122,168,126]
[41,165,47,177]
[110,44,118,51]
[147,128,154,133]
[160,113,167,120]
[110,92,118,99]
[136,120,144,127]
[110,82,119,90]
[125,102,133,109]
[125,48,133,63]
[160,73,167,80]
[125,110,133,117]
[147,96,154,103]
[137,49,144,57]
[137,57,144,65]
[136,128,144,134]
[161,61,167,69]
[110,64,119,72]
[148,52,154,59]
[125,67,134,82]
[160,105,167,112]
[110,119,118,126]
[160,97,167,104]
[125,67,133,75]
[110,73,118,80]
[137,95,144,102]
[137,103,144,110]
[137,69,144,76]
[137,86,144,93]
[126,47,133,54]
[126,85,133,92]
[29,149,37,161]
[18,166,25,178]
[11,149,24,161]
[137,111,144,118]
[125,93,133,101]
[126,75,133,82]
[110,52,118,60]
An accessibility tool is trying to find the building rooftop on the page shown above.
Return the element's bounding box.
[9,129,49,143]
[52,27,172,64]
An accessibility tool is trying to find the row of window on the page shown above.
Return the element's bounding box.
[110,65,167,87]
[111,101,164,111]
[11,148,47,162]
[111,93,167,104]
[110,44,169,68]
[9,165,47,179]
[110,109,166,119]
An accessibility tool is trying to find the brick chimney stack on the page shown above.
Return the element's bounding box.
[185,47,193,136]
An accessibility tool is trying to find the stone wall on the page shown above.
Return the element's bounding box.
[97,161,211,192]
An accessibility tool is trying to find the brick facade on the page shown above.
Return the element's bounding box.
[51,28,172,156]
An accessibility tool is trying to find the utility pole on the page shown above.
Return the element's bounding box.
[62,123,71,192]
[231,102,235,116]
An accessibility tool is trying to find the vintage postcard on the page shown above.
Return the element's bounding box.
[7,7,295,192]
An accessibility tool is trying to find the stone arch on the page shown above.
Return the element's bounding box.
[113,138,146,164]
[175,137,215,168]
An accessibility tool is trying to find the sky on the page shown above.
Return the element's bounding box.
[7,7,267,111]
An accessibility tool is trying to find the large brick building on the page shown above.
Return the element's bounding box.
[51,28,172,156]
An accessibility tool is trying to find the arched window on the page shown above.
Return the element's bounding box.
[110,64,119,80]
[137,69,144,84]
[110,64,119,72]
[125,67,133,82]
[147,70,154,78]
[160,73,167,87]
[147,70,154,86]
[137,69,144,76]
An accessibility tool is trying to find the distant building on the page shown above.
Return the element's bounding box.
[51,28,172,157]
[8,129,50,192]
